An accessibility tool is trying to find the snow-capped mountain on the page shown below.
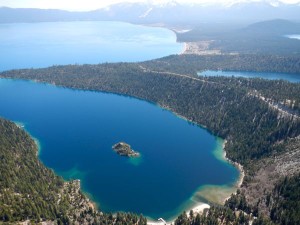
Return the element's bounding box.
[0,1,299,24]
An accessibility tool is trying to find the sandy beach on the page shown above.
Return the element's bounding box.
[147,203,210,225]
[179,42,188,55]
[187,203,210,215]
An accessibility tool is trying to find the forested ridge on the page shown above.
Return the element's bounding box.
[142,54,300,76]
[269,174,300,225]
[0,119,67,223]
[0,54,300,224]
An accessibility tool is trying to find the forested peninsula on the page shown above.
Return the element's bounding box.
[0,54,300,224]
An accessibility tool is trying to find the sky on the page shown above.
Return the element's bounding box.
[0,0,300,11]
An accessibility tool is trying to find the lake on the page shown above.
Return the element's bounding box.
[0,78,238,220]
[0,21,183,71]
[198,70,300,83]
[0,21,239,220]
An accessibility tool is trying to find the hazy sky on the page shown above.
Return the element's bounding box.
[1,0,300,11]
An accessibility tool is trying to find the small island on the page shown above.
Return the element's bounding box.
[112,142,140,158]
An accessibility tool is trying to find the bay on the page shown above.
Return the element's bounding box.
[0,21,238,220]
[0,78,238,220]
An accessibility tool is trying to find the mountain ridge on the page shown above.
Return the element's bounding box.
[1,1,300,24]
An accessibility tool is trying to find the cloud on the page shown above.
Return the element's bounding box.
[0,0,299,11]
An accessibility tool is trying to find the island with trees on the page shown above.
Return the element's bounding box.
[112,142,140,157]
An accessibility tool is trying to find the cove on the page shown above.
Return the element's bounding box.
[0,78,239,220]
[198,70,300,83]
[0,21,183,72]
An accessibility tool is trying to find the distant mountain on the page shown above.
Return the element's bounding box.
[177,19,300,55]
[0,7,81,23]
[1,1,300,24]
[177,19,300,39]
[244,19,300,35]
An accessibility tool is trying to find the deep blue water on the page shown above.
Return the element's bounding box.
[0,78,238,219]
[0,21,183,71]
[198,70,300,83]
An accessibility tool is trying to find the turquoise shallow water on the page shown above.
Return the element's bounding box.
[0,21,183,71]
[0,78,238,220]
[198,70,300,83]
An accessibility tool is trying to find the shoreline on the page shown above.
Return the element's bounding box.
[14,121,42,156]
[190,139,244,209]
[144,128,244,225]
[13,121,100,212]
[222,140,245,191]
[179,42,188,55]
